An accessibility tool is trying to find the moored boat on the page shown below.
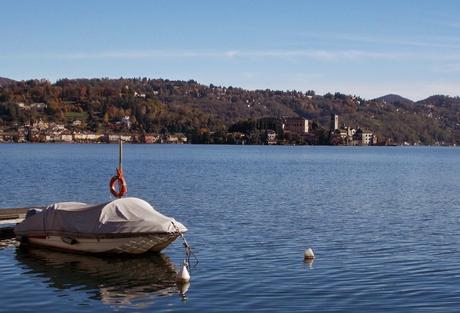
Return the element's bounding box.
[14,197,187,254]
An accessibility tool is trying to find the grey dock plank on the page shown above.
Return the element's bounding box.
[0,208,29,221]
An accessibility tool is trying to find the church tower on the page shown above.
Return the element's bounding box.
[330,114,339,130]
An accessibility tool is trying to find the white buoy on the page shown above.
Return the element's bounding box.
[304,248,315,260]
[177,261,191,283]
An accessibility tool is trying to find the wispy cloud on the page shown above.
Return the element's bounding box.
[443,22,460,29]
[53,50,224,59]
[433,63,460,73]
[230,50,407,60]
[299,32,460,50]
[0,49,408,61]
[14,42,455,62]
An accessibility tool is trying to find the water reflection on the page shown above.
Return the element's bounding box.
[304,258,315,269]
[0,238,17,250]
[178,281,191,302]
[15,245,182,307]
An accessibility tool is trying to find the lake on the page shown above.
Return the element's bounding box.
[1,144,460,312]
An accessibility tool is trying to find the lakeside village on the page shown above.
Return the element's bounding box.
[0,111,378,145]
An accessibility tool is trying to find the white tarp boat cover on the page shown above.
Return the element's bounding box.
[15,197,187,236]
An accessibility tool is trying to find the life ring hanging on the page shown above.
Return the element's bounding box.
[109,139,127,198]
[110,167,127,198]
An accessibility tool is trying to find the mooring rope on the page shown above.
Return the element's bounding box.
[171,220,199,271]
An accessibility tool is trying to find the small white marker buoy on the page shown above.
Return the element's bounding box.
[177,261,191,283]
[304,248,315,260]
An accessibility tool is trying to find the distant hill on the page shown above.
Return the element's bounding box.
[374,94,414,105]
[0,77,15,88]
[416,95,460,108]
[0,77,459,145]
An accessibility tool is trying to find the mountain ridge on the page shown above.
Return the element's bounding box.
[1,76,458,104]
[0,77,15,87]
[374,94,414,104]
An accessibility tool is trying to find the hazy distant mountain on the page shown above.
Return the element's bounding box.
[416,95,460,107]
[374,94,414,105]
[0,77,15,87]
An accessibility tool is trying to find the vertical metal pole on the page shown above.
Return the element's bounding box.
[118,138,123,170]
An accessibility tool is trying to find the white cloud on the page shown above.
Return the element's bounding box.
[433,63,460,73]
[299,32,460,50]
[0,49,409,61]
[224,50,240,58]
[228,50,406,60]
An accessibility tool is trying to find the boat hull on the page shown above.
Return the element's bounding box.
[17,233,180,254]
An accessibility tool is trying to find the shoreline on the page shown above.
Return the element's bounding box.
[0,142,456,147]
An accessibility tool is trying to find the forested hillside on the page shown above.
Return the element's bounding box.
[1,77,459,145]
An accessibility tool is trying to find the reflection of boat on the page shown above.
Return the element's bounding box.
[0,238,16,250]
[15,197,187,254]
[15,246,179,306]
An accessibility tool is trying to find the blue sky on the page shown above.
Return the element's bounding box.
[1,0,460,100]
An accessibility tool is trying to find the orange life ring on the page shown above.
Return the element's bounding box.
[110,168,127,198]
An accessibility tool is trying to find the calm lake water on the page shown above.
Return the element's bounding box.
[1,144,460,312]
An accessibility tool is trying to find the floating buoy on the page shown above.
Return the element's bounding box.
[177,261,191,283]
[304,248,315,259]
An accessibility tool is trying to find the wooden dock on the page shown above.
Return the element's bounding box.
[0,208,31,239]
[0,208,29,221]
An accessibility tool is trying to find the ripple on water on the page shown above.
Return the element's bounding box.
[2,146,460,312]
